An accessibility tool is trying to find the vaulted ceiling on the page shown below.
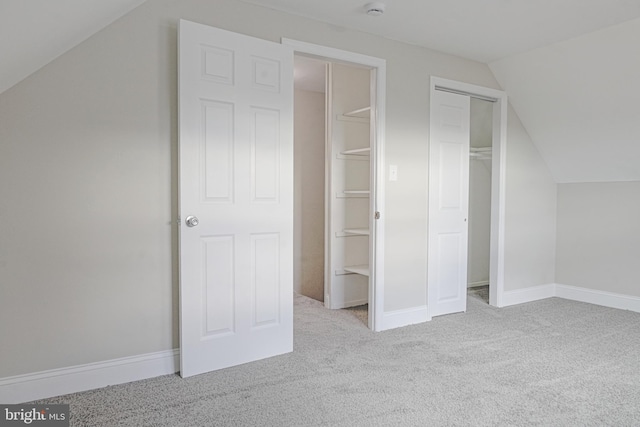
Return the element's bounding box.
[0,0,146,94]
[2,0,639,182]
[244,0,640,63]
[490,18,640,183]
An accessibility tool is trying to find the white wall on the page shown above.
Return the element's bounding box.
[489,17,640,183]
[503,109,557,290]
[488,16,640,305]
[0,0,556,378]
[556,182,640,296]
[294,89,325,302]
[0,3,177,378]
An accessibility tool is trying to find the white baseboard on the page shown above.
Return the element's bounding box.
[500,282,640,313]
[0,349,179,404]
[556,283,640,313]
[501,283,556,307]
[4,284,638,404]
[380,305,430,331]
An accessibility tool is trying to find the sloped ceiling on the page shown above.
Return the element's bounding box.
[0,0,147,94]
[242,0,640,63]
[2,0,639,183]
[490,18,640,183]
[245,0,640,183]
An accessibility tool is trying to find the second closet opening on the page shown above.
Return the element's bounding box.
[468,98,494,304]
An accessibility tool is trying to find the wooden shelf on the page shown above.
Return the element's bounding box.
[343,264,370,276]
[341,147,370,156]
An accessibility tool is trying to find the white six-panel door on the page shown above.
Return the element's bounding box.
[428,90,471,317]
[178,20,293,378]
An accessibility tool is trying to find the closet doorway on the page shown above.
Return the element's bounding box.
[427,77,507,317]
[286,40,386,331]
[468,98,494,303]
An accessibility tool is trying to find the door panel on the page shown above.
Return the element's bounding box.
[202,235,235,336]
[203,101,234,201]
[251,108,280,201]
[428,90,470,317]
[179,20,293,378]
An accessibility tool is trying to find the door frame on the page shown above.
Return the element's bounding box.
[283,38,386,331]
[428,76,507,311]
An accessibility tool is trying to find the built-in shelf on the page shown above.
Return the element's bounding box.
[336,190,370,199]
[327,65,372,310]
[343,264,370,277]
[470,147,492,160]
[337,106,371,123]
[343,228,370,236]
[344,106,371,118]
[341,147,370,156]
[335,228,369,238]
[471,147,491,152]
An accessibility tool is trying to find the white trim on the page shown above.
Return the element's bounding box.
[501,284,556,307]
[556,284,640,313]
[282,39,384,68]
[380,305,430,331]
[323,63,333,309]
[284,38,386,332]
[5,284,638,403]
[0,349,179,404]
[371,64,386,333]
[489,94,507,308]
[432,78,506,101]
[500,283,640,313]
[428,76,507,310]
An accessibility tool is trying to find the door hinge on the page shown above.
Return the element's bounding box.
[375,211,381,220]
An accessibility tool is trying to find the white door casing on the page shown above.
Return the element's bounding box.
[282,38,387,331]
[428,89,471,317]
[178,20,293,378]
[429,76,508,310]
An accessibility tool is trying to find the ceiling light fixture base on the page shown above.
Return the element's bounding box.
[365,2,386,16]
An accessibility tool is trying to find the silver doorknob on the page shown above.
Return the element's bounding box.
[185,215,199,227]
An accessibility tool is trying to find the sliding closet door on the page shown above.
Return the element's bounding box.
[427,90,470,317]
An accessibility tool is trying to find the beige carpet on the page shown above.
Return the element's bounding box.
[35,290,640,426]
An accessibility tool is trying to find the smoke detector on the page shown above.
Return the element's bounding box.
[365,2,386,16]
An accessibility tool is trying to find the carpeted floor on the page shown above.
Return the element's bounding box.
[468,284,489,303]
[35,290,640,426]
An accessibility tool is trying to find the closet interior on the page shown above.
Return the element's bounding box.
[293,56,374,325]
[467,98,493,303]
